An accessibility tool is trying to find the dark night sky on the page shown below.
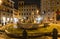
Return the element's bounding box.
[12,0,40,9]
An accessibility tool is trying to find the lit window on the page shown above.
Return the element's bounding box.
[7,18,9,22]
[11,18,13,21]
[2,17,6,25]
[2,17,6,23]
[13,18,18,24]
[35,17,43,23]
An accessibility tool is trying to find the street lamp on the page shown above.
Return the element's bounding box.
[32,12,34,15]
[0,0,2,5]
[35,16,43,24]
[2,17,6,25]
[37,10,39,14]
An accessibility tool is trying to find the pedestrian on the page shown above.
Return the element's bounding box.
[22,29,28,39]
[52,28,58,39]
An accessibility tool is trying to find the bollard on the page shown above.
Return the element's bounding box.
[22,29,28,39]
[52,28,58,39]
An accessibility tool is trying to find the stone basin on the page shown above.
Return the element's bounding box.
[17,23,40,29]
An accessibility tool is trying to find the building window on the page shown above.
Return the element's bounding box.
[11,10,13,13]
[48,17,50,21]
[7,9,9,12]
[21,7,23,8]
[52,17,54,19]
[34,9,35,11]
[27,9,28,11]
[19,3,20,5]
[52,9,54,11]
[24,13,26,15]
[29,13,31,15]
[8,14,9,16]
[56,9,60,21]
[24,9,25,11]
[26,17,28,19]
[27,13,28,15]
[22,13,23,15]
[22,3,24,5]
[32,9,33,11]
[57,2,59,4]
[56,14,60,21]
[48,9,50,12]
[29,9,31,11]
[48,17,50,19]
[48,14,50,15]
[3,13,5,15]
[43,11,46,14]
[22,9,23,11]
[14,13,17,15]
[19,13,20,15]
[7,0,9,2]
[56,9,59,14]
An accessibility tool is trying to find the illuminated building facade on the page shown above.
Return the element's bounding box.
[13,9,19,24]
[0,0,14,25]
[41,0,60,23]
[18,1,39,23]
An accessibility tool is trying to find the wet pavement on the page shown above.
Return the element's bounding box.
[0,33,20,39]
[0,32,60,39]
[0,33,53,39]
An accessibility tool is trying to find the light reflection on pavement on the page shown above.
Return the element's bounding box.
[0,33,18,39]
[0,33,60,39]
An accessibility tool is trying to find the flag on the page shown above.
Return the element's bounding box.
[56,10,60,15]
[56,9,60,21]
